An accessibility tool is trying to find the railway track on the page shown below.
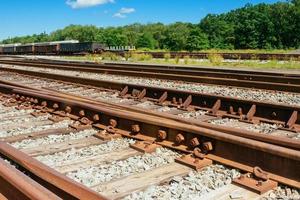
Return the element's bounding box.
[118,51,300,61]
[0,85,299,199]
[0,58,299,199]
[1,58,300,92]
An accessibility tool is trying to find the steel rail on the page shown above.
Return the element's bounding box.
[1,80,298,151]
[1,59,300,92]
[1,84,298,188]
[0,158,61,200]
[0,143,108,200]
[0,68,299,133]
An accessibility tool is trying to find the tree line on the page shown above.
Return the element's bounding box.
[1,0,299,50]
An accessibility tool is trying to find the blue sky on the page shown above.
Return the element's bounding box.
[1,0,281,40]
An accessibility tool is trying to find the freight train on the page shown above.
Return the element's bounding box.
[0,40,106,55]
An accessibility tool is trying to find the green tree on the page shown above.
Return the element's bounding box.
[136,33,155,49]
[186,28,210,51]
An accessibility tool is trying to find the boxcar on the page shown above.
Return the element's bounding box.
[3,46,16,54]
[59,42,103,54]
[16,45,34,54]
[35,44,58,54]
[0,46,3,54]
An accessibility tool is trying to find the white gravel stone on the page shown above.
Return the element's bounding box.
[0,119,72,138]
[35,138,135,167]
[3,65,300,106]
[11,129,97,149]
[0,114,50,126]
[67,148,179,188]
[177,110,207,118]
[209,118,281,134]
[124,164,240,200]
[261,186,300,200]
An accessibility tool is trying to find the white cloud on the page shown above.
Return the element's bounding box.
[66,0,114,9]
[119,7,135,14]
[113,7,135,18]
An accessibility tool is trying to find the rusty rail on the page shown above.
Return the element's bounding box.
[0,158,61,200]
[0,67,299,133]
[0,83,298,189]
[0,143,107,200]
[1,59,300,92]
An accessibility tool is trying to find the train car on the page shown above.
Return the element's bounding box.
[0,46,3,54]
[16,44,34,54]
[59,42,104,54]
[2,44,20,54]
[34,44,58,54]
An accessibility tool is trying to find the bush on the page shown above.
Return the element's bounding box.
[183,56,190,65]
[208,53,224,65]
[164,53,171,62]
[175,56,180,64]
[131,53,153,61]
[124,52,131,61]
[101,52,120,61]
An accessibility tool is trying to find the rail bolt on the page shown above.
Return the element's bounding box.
[20,96,25,101]
[109,119,117,128]
[157,130,167,140]
[15,94,20,99]
[41,101,47,107]
[203,142,213,152]
[189,137,200,148]
[79,110,85,117]
[93,114,100,122]
[175,133,185,144]
[193,147,205,159]
[33,99,39,104]
[131,124,140,134]
[25,97,30,101]
[53,103,59,109]
[65,106,72,113]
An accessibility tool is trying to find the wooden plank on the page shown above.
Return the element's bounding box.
[200,184,260,200]
[23,136,104,157]
[3,128,76,143]
[56,148,141,174]
[95,162,191,200]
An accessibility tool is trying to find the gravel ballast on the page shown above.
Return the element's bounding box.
[11,129,98,149]
[261,186,300,200]
[209,118,282,134]
[2,65,300,106]
[0,119,72,138]
[35,138,135,167]
[124,164,240,200]
[67,148,179,188]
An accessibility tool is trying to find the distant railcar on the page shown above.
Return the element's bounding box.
[3,46,16,54]
[59,42,103,54]
[0,46,3,54]
[16,45,34,54]
[35,44,58,54]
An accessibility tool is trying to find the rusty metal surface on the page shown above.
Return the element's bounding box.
[0,142,108,200]
[2,82,299,151]
[0,67,299,135]
[1,59,300,92]
[0,158,61,200]
[2,84,299,189]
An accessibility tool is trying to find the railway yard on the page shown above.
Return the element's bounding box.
[0,55,299,200]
